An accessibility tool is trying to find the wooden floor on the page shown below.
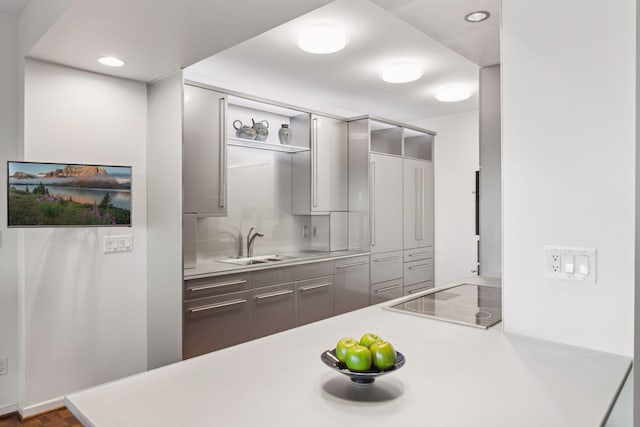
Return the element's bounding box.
[0,409,82,427]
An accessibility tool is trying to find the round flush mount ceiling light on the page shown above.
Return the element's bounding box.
[434,84,474,102]
[297,24,347,54]
[464,10,490,23]
[380,62,423,84]
[98,56,125,67]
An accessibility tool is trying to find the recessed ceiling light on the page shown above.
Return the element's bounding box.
[380,62,423,84]
[98,56,125,67]
[434,85,474,102]
[297,24,347,54]
[464,10,490,23]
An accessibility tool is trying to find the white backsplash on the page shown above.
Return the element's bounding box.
[196,146,313,261]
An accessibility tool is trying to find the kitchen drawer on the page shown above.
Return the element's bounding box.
[370,251,403,284]
[404,280,434,296]
[250,267,289,289]
[183,290,251,358]
[184,273,250,301]
[403,258,433,286]
[287,261,333,282]
[370,279,403,305]
[296,275,334,326]
[403,246,433,263]
[250,283,296,339]
[334,256,370,315]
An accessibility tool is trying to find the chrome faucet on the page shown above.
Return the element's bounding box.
[247,227,264,258]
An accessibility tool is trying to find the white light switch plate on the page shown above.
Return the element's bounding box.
[104,235,133,253]
[545,246,596,282]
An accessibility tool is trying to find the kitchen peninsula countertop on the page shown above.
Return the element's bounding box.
[184,249,371,279]
[66,277,631,427]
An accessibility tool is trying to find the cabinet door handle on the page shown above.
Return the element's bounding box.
[312,117,318,208]
[299,282,333,292]
[336,261,368,270]
[188,279,247,293]
[189,298,247,313]
[408,264,431,271]
[373,255,399,263]
[415,167,420,241]
[419,167,425,241]
[408,251,430,258]
[370,161,376,246]
[255,289,294,300]
[374,284,401,293]
[219,96,227,209]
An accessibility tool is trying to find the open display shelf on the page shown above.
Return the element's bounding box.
[227,136,309,153]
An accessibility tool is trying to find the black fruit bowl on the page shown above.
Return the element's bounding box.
[320,348,406,384]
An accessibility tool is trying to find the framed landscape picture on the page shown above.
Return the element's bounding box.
[7,161,132,227]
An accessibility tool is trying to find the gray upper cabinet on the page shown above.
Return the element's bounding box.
[183,83,227,216]
[293,114,348,214]
[403,158,434,249]
[370,153,404,253]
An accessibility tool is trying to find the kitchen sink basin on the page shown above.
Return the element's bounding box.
[217,254,300,266]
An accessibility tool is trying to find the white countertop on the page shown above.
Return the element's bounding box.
[184,249,370,279]
[66,277,631,427]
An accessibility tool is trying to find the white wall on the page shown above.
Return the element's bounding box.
[412,111,479,286]
[21,59,148,413]
[502,0,635,356]
[0,8,20,415]
[147,71,183,369]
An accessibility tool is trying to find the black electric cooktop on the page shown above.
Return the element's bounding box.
[386,284,502,329]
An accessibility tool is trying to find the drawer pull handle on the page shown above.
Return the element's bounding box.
[188,279,247,293]
[336,261,368,270]
[374,284,401,293]
[408,287,432,294]
[189,299,247,313]
[255,289,294,300]
[408,252,430,258]
[408,264,431,271]
[299,282,333,292]
[374,256,400,263]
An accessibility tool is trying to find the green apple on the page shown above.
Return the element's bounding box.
[359,332,382,348]
[335,337,358,363]
[345,345,372,372]
[370,341,396,370]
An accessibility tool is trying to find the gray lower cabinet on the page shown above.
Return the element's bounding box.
[296,275,335,326]
[334,256,370,315]
[250,283,296,339]
[183,291,251,359]
[370,279,403,305]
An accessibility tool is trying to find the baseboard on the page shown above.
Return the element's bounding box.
[0,403,18,417]
[18,397,65,419]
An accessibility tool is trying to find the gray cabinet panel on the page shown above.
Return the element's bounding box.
[403,246,433,263]
[183,84,227,216]
[403,258,434,287]
[287,261,333,282]
[370,279,403,305]
[184,273,249,300]
[183,291,250,359]
[334,256,370,315]
[370,251,403,284]
[370,153,403,253]
[296,275,334,326]
[403,158,434,249]
[250,283,296,339]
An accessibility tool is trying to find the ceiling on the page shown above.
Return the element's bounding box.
[27,0,334,82]
[185,0,481,122]
[24,0,499,122]
[0,0,29,16]
[372,0,500,67]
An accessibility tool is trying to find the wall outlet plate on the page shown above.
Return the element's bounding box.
[544,246,596,282]
[104,235,133,253]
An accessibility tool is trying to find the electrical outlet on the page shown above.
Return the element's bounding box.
[0,357,7,375]
[545,246,596,281]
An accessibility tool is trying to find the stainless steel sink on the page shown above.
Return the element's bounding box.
[217,254,300,266]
